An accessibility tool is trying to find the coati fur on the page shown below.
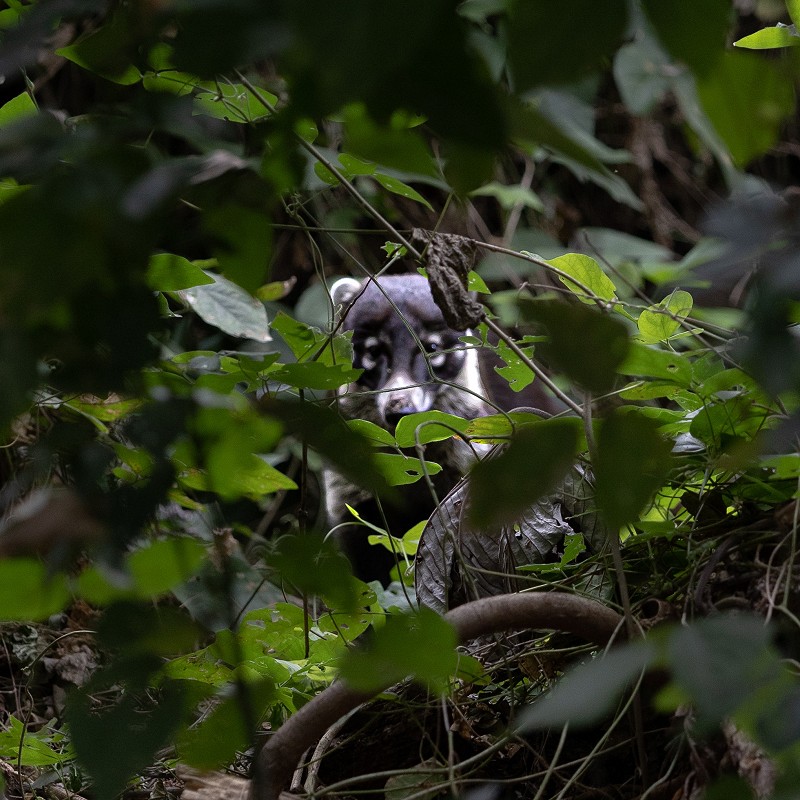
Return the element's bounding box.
[324,274,491,585]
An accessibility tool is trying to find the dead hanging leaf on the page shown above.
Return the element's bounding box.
[412,228,483,330]
[415,461,610,613]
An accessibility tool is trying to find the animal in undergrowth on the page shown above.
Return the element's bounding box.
[323,273,492,585]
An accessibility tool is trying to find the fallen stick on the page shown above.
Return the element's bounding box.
[251,592,624,800]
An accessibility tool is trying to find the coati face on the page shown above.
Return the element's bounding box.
[332,275,484,430]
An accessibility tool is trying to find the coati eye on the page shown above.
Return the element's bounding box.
[423,336,447,370]
[358,336,384,372]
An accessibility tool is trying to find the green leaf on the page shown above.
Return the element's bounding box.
[270,361,362,390]
[667,615,778,729]
[468,418,580,527]
[68,682,185,800]
[204,205,273,294]
[373,172,433,209]
[128,538,208,597]
[178,272,271,341]
[515,641,655,731]
[193,81,275,123]
[147,253,215,291]
[270,312,320,360]
[341,103,439,177]
[269,533,362,612]
[696,51,796,167]
[178,680,278,769]
[347,418,397,447]
[637,290,693,343]
[523,300,630,394]
[339,152,376,176]
[789,0,800,27]
[734,25,800,49]
[0,92,36,127]
[207,451,297,501]
[471,182,543,212]
[642,0,730,76]
[0,717,73,766]
[394,411,470,448]
[56,12,142,85]
[594,411,674,529]
[613,40,672,115]
[375,453,442,486]
[689,395,766,447]
[337,607,460,693]
[618,342,693,386]
[314,161,339,185]
[264,399,391,498]
[97,603,205,658]
[0,560,70,621]
[464,411,547,441]
[493,336,536,392]
[547,253,617,303]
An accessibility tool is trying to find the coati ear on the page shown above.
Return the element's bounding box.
[330,277,363,311]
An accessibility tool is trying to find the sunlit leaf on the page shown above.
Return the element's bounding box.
[374,172,433,209]
[375,453,443,486]
[637,290,693,343]
[394,411,470,447]
[0,92,36,126]
[734,25,800,49]
[493,336,536,392]
[147,253,215,291]
[547,253,617,303]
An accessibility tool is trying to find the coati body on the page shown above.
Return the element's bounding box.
[324,274,491,584]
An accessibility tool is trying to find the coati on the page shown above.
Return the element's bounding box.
[324,274,491,585]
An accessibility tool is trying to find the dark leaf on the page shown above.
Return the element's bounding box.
[67,681,185,800]
[515,640,655,731]
[594,411,674,529]
[269,533,363,612]
[507,0,628,90]
[337,607,459,693]
[642,0,731,76]
[468,418,580,528]
[522,301,630,394]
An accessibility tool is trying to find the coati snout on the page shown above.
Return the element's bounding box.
[325,274,491,585]
[332,274,487,431]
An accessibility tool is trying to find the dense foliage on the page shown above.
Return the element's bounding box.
[0,0,799,798]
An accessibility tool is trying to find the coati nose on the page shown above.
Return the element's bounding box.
[384,405,418,430]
